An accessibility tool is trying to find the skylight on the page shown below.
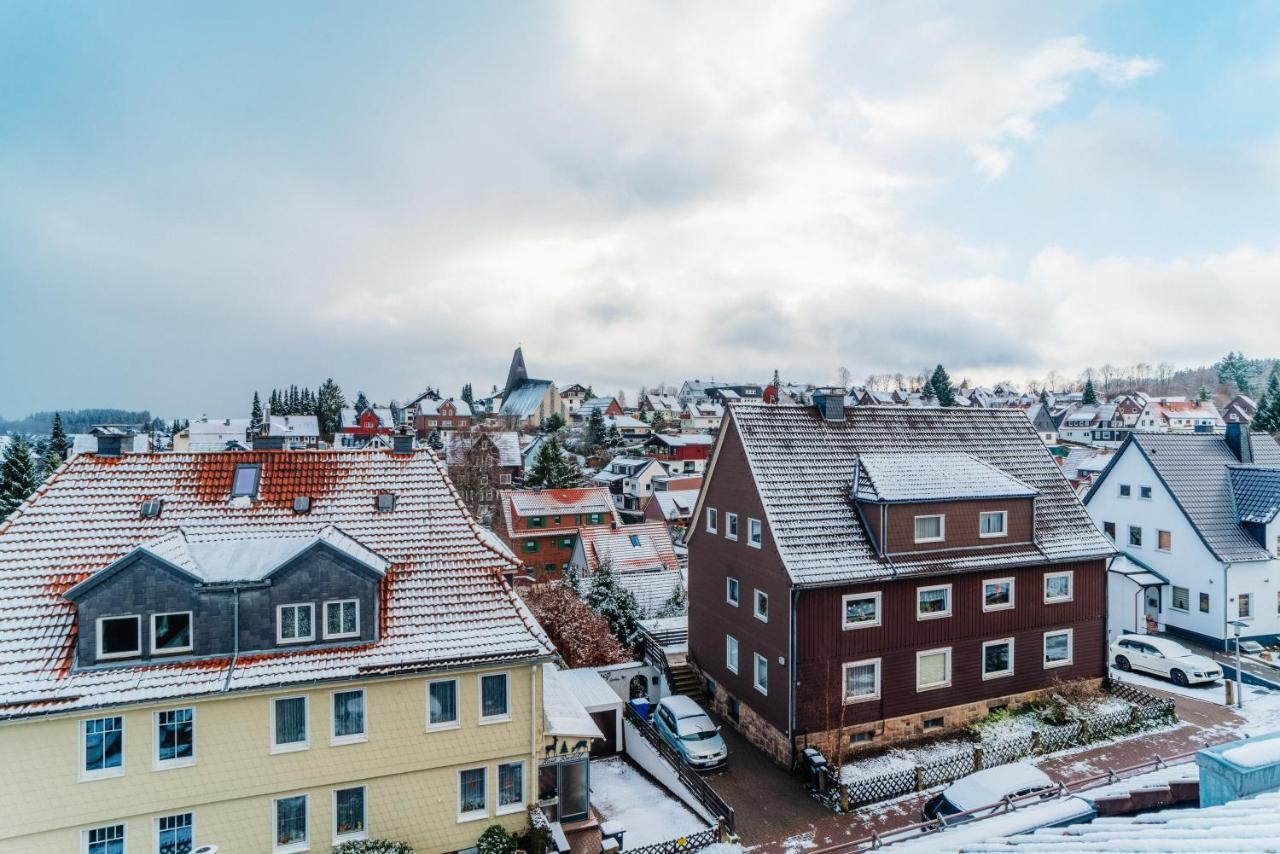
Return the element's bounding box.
[231,464,261,498]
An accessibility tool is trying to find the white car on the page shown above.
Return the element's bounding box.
[1111,635,1221,686]
[922,763,1056,822]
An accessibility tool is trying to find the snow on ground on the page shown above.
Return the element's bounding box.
[778,830,818,853]
[840,739,972,782]
[588,756,711,846]
[1110,667,1280,731]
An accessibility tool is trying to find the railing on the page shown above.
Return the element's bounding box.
[625,827,722,854]
[642,633,677,687]
[623,702,736,833]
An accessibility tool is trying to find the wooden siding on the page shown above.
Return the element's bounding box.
[882,497,1034,555]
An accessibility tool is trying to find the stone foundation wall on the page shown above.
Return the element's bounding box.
[690,660,793,768]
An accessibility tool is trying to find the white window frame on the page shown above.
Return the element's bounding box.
[1157,529,1172,552]
[332,784,368,843]
[79,715,125,782]
[1043,629,1074,668]
[496,759,526,816]
[748,518,762,548]
[842,592,882,630]
[753,653,768,696]
[1171,585,1190,613]
[978,510,1008,539]
[913,514,945,544]
[981,638,1015,680]
[82,823,127,854]
[270,695,310,754]
[706,508,718,534]
[457,766,488,822]
[982,577,1016,612]
[725,512,739,541]
[726,576,739,607]
[153,706,196,770]
[753,589,769,623]
[916,584,952,620]
[1044,570,1074,603]
[726,635,739,674]
[154,813,193,854]
[916,647,953,691]
[149,611,193,655]
[478,671,512,725]
[272,793,309,853]
[330,688,367,746]
[276,603,315,644]
[322,599,360,640]
[426,677,461,732]
[842,658,881,704]
[95,614,141,661]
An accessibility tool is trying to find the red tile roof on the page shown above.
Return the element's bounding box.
[576,521,679,574]
[498,487,620,539]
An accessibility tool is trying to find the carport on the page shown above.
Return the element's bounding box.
[558,666,625,755]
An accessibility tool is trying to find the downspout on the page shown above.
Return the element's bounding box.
[789,588,798,769]
[530,663,539,796]
[221,586,241,692]
[1223,562,1233,653]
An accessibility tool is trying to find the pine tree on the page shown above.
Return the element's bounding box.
[316,378,346,440]
[0,435,42,519]
[526,435,582,488]
[1082,379,1099,405]
[355,391,371,413]
[586,406,607,449]
[1253,367,1280,433]
[40,443,62,479]
[1216,351,1255,396]
[48,413,69,462]
[427,428,444,451]
[606,423,621,445]
[584,559,643,648]
[250,392,264,435]
[1038,389,1049,406]
[545,412,565,433]
[930,365,956,407]
[461,384,474,405]
[1197,385,1213,403]
[654,583,688,619]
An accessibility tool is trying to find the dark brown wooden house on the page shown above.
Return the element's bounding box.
[686,392,1115,766]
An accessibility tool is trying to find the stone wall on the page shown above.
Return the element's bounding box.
[691,659,793,768]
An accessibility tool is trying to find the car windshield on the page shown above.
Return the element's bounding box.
[676,714,717,740]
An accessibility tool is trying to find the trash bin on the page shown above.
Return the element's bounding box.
[629,698,651,722]
[802,747,828,794]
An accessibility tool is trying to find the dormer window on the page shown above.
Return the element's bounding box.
[376,493,396,512]
[979,511,1007,538]
[277,604,315,644]
[293,496,312,514]
[231,464,261,498]
[151,612,193,655]
[913,514,945,544]
[96,615,141,660]
[140,498,164,518]
[324,600,359,639]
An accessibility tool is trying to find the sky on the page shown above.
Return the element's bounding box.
[3,1,1280,418]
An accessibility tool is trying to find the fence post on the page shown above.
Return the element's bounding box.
[1080,718,1090,743]
[973,745,984,771]
[1030,730,1041,755]
[717,818,727,843]
[915,765,925,792]
[1129,703,1141,727]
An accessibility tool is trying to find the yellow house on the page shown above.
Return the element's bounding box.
[0,441,557,854]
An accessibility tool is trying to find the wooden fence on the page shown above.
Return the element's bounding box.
[623,702,736,833]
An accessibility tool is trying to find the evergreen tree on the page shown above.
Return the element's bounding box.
[930,365,956,407]
[544,412,565,433]
[1082,379,1099,405]
[1038,388,1049,406]
[920,380,936,404]
[461,384,474,405]
[1197,385,1213,403]
[40,442,62,480]
[605,423,621,445]
[1216,351,1254,396]
[586,406,607,449]
[584,559,643,648]
[250,392,264,435]
[355,391,371,413]
[316,378,346,440]
[564,565,583,597]
[654,583,688,619]
[427,428,444,452]
[526,435,582,488]
[48,413,69,462]
[0,435,42,519]
[1253,367,1280,433]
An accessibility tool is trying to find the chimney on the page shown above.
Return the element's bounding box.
[90,426,134,457]
[1226,422,1254,464]
[812,387,847,422]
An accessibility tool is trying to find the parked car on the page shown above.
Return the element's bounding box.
[922,763,1056,822]
[1110,635,1221,686]
[653,694,727,770]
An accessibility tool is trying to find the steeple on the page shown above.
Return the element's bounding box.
[502,346,529,400]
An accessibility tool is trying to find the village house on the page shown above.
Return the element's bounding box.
[686,393,1114,766]
[259,414,321,449]
[640,393,682,421]
[0,435,557,854]
[1222,394,1258,425]
[559,384,590,417]
[1058,403,1128,447]
[337,405,397,447]
[571,521,683,617]
[412,397,473,436]
[496,487,620,582]
[1134,397,1226,433]
[177,416,252,452]
[592,456,665,518]
[447,429,523,522]
[604,414,652,441]
[574,397,623,421]
[680,401,725,432]
[643,432,715,475]
[644,479,703,531]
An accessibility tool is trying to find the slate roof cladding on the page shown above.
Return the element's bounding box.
[853,452,1037,503]
[0,449,552,719]
[724,403,1114,586]
[1229,466,1280,524]
[1086,432,1280,563]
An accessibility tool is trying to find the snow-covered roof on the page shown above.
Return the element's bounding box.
[500,380,554,419]
[339,407,395,429]
[606,415,649,430]
[264,415,319,437]
[416,397,473,418]
[647,434,714,448]
[617,570,683,617]
[0,449,552,719]
[542,664,605,739]
[446,430,521,468]
[711,403,1115,586]
[853,452,1038,503]
[555,666,623,712]
[499,488,620,539]
[651,490,700,521]
[578,521,678,574]
[71,433,153,456]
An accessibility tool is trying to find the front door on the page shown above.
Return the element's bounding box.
[559,758,590,822]
[1144,589,1161,633]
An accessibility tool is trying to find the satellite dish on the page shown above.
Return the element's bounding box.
[193,847,219,854]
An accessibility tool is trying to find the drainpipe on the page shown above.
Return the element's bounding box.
[221,586,241,692]
[1223,562,1233,654]
[789,588,798,768]
[531,663,539,795]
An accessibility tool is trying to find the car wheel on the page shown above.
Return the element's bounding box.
[1171,669,1188,686]
[1115,655,1131,672]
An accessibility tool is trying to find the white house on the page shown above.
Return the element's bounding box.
[1084,424,1280,648]
[591,456,664,517]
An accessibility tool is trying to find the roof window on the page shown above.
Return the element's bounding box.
[293,496,312,514]
[231,464,261,498]
[376,493,396,512]
[140,498,164,518]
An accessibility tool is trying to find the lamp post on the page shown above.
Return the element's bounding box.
[1229,619,1250,710]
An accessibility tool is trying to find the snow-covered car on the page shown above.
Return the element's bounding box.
[922,763,1055,823]
[653,695,727,770]
[1110,635,1221,686]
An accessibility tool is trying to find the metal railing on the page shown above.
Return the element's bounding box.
[624,702,736,833]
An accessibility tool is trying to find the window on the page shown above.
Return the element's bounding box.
[748,518,762,548]
[726,577,739,606]
[983,578,1015,611]
[923,716,945,730]
[843,592,881,629]
[84,824,125,854]
[1129,526,1143,547]
[155,708,194,768]
[232,464,261,497]
[1239,593,1252,618]
[140,498,164,518]
[480,672,510,723]
[428,678,459,730]
[560,536,574,548]
[914,514,945,543]
[96,615,141,660]
[843,659,881,703]
[725,512,739,541]
[156,813,192,854]
[1103,521,1116,541]
[753,653,768,695]
[917,584,952,619]
[499,473,512,485]
[151,612,192,655]
[1044,571,1073,603]
[376,492,396,512]
[273,794,308,852]
[333,786,367,842]
[1140,486,1153,500]
[498,760,525,814]
[277,604,314,644]
[628,534,641,547]
[82,716,124,779]
[1172,586,1190,612]
[587,512,603,524]
[1119,483,1131,498]
[324,599,359,639]
[1201,592,1211,613]
[331,689,366,744]
[754,589,769,622]
[982,639,1014,679]
[271,696,308,753]
[459,767,487,821]
[979,511,1007,538]
[292,495,312,514]
[522,539,540,553]
[726,635,739,673]
[1044,629,1073,668]
[529,515,545,528]
[1158,530,1172,552]
[916,648,952,691]
[543,563,556,576]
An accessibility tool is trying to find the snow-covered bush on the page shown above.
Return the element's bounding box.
[332,840,413,854]
[477,824,517,854]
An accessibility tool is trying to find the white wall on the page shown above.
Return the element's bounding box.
[621,720,716,824]
[1107,571,1146,640]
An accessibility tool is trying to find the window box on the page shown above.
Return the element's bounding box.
[982,638,1014,679]
[978,511,1008,538]
[1043,629,1073,668]
[277,603,315,644]
[913,514,945,544]
[480,672,511,724]
[916,648,952,691]
[843,659,881,703]
[916,584,952,620]
[427,678,460,731]
[842,592,881,629]
[150,612,193,655]
[154,707,195,769]
[331,689,366,745]
[982,578,1015,611]
[1044,571,1073,603]
[271,696,309,754]
[323,599,359,640]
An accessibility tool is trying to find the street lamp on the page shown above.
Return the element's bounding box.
[1229,619,1250,710]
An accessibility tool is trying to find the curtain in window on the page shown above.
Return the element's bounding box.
[914,516,941,539]
[333,691,364,737]
[1046,575,1070,599]
[845,663,876,698]
[276,796,307,845]
[499,762,523,806]
[275,698,306,744]
[430,681,457,725]
[919,588,948,613]
[460,768,486,814]
[918,652,947,686]
[482,675,508,718]
[157,813,193,854]
[980,513,1004,534]
[335,788,365,835]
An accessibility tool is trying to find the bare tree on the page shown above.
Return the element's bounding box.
[1099,364,1117,397]
[837,366,852,390]
[448,426,502,527]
